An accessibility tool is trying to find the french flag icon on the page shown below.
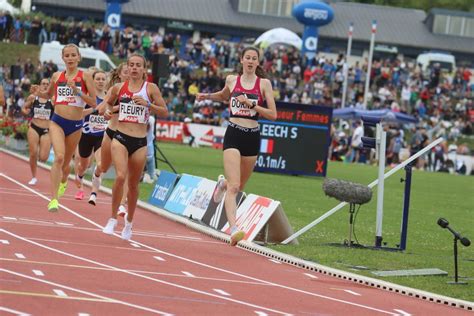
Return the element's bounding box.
[260,139,274,154]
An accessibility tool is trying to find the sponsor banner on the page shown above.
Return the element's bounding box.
[201,192,246,230]
[182,177,217,220]
[221,194,297,244]
[156,120,183,143]
[148,170,179,208]
[164,174,216,220]
[155,120,226,147]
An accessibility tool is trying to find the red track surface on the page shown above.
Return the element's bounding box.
[0,151,470,315]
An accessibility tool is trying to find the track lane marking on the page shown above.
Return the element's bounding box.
[0,269,171,315]
[0,172,400,315]
[0,306,31,316]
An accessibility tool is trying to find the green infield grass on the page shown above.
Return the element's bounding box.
[103,142,473,302]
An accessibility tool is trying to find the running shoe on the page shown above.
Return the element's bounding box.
[230,229,245,247]
[28,177,37,186]
[102,218,117,235]
[74,190,85,200]
[121,217,133,240]
[117,204,127,217]
[88,193,97,206]
[212,175,226,203]
[58,181,67,198]
[91,168,102,189]
[48,199,59,212]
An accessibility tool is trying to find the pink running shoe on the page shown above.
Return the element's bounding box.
[74,190,85,200]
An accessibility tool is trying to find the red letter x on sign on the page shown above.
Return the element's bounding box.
[315,160,325,173]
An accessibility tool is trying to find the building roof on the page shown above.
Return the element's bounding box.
[32,0,474,54]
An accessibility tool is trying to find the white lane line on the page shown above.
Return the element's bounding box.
[32,270,44,276]
[130,243,141,248]
[343,290,361,296]
[0,306,31,315]
[1,269,171,315]
[1,172,400,316]
[255,312,268,316]
[53,289,68,297]
[2,216,17,220]
[182,271,195,277]
[303,273,318,279]
[18,218,53,225]
[213,289,231,296]
[269,259,281,264]
[78,313,90,316]
[394,309,412,316]
[0,240,9,244]
[15,253,26,259]
[55,222,74,226]
[153,256,165,261]
[0,229,290,316]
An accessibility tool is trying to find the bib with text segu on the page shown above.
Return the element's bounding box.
[88,114,108,132]
[55,83,84,107]
[230,92,258,118]
[118,101,149,124]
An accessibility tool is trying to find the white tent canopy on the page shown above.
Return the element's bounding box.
[254,28,302,50]
[0,0,20,14]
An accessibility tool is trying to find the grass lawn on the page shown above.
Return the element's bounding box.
[109,142,474,302]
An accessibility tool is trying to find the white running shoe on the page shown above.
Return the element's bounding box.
[28,178,37,185]
[102,218,117,235]
[92,168,102,189]
[142,173,154,184]
[117,205,127,217]
[88,193,97,206]
[213,175,226,203]
[121,218,133,240]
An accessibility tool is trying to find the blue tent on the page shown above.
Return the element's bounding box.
[333,108,418,124]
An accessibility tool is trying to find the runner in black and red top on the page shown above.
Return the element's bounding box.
[22,78,54,186]
[197,46,277,246]
[101,54,168,241]
[30,44,96,212]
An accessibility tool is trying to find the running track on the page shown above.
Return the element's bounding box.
[0,151,471,315]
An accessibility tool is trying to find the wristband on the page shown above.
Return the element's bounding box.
[91,109,99,115]
[249,101,257,109]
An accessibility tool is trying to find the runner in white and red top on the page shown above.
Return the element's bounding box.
[100,54,168,241]
[30,44,96,212]
[196,46,277,246]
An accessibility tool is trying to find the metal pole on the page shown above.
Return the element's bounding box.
[374,124,386,247]
[399,163,413,250]
[363,20,377,108]
[454,237,459,283]
[281,137,443,245]
[341,23,353,109]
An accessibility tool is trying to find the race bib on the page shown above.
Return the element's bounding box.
[33,107,52,120]
[118,102,148,124]
[56,85,84,107]
[88,114,108,132]
[230,96,257,117]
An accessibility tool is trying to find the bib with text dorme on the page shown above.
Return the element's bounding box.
[55,84,83,107]
[118,102,148,124]
[230,94,257,118]
[88,114,108,132]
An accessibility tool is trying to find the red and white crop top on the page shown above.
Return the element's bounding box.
[117,81,150,124]
[54,70,88,108]
[229,76,264,121]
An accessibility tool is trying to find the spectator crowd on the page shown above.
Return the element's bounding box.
[1,11,473,174]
